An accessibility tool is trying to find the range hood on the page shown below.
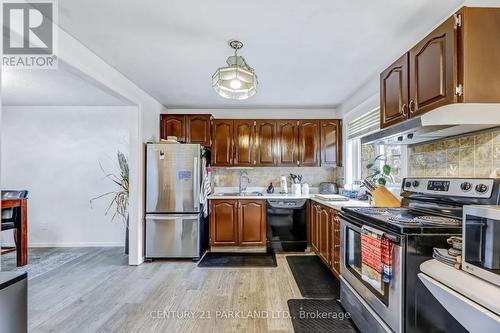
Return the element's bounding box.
[361,104,500,145]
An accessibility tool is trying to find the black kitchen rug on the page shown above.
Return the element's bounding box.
[197,251,277,268]
[288,299,358,333]
[286,255,340,299]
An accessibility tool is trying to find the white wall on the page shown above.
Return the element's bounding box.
[1,106,134,247]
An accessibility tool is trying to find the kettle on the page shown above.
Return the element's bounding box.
[280,176,288,194]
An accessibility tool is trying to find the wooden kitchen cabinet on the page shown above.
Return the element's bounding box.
[409,15,457,117]
[379,7,500,127]
[330,212,341,279]
[212,119,234,166]
[320,120,342,166]
[233,120,256,166]
[186,114,212,146]
[298,120,320,167]
[380,54,409,129]
[209,200,238,246]
[318,206,331,266]
[210,199,266,247]
[276,120,299,166]
[238,200,266,246]
[160,114,212,146]
[255,120,277,166]
[160,115,186,142]
[308,200,342,279]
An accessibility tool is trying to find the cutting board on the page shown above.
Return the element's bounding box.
[314,194,350,202]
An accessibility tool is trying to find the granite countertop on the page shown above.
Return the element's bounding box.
[208,187,370,211]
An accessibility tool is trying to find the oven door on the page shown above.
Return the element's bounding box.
[340,216,404,333]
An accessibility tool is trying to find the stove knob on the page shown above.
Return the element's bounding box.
[405,181,412,188]
[475,184,489,193]
[460,182,472,192]
[412,180,420,188]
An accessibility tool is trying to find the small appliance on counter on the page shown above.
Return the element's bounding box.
[319,182,338,194]
[279,175,288,194]
[462,205,500,287]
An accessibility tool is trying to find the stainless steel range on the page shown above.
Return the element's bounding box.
[339,177,500,333]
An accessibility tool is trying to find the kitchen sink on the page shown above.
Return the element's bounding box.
[213,192,263,197]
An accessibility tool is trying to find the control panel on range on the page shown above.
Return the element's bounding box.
[403,178,494,198]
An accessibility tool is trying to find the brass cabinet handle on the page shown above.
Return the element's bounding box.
[334,244,340,249]
[409,100,416,114]
[401,103,408,116]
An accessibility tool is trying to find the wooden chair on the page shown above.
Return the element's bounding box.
[1,190,29,255]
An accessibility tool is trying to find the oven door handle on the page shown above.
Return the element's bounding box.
[341,215,401,244]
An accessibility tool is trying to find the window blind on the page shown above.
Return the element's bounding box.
[347,107,380,140]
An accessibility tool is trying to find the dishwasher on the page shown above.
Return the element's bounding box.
[266,199,307,252]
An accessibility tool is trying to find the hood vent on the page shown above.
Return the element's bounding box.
[361,104,500,145]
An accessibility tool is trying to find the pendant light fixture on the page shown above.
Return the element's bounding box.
[212,40,258,100]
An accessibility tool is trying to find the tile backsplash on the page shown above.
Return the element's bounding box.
[212,167,338,187]
[408,127,500,177]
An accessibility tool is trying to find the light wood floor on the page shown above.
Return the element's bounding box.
[25,248,305,333]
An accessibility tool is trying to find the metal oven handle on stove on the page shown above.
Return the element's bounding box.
[340,213,401,244]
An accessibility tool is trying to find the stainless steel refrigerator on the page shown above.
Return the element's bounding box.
[145,143,202,259]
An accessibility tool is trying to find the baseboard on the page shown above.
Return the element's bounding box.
[1,242,124,247]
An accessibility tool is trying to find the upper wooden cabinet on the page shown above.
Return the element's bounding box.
[160,115,186,142]
[409,15,457,117]
[210,199,266,247]
[255,120,277,166]
[320,120,342,166]
[298,120,320,167]
[276,120,299,166]
[212,119,234,166]
[160,114,212,146]
[233,120,256,166]
[380,7,500,128]
[380,54,409,129]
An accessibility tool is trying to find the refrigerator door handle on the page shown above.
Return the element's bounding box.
[193,156,199,209]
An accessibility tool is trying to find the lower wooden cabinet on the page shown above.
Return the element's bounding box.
[309,201,341,279]
[209,199,266,247]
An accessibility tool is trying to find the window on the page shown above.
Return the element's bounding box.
[345,107,406,189]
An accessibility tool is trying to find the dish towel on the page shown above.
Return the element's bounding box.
[199,157,212,218]
[361,225,393,291]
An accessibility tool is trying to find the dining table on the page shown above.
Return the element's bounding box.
[1,198,28,266]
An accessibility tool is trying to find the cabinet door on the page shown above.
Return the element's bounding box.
[320,120,341,166]
[318,206,331,266]
[210,200,238,246]
[331,212,341,278]
[238,200,266,246]
[255,120,277,166]
[276,120,299,166]
[298,120,320,166]
[233,120,256,166]
[311,203,320,253]
[160,115,186,142]
[409,15,457,117]
[380,54,409,128]
[186,114,212,146]
[212,120,234,166]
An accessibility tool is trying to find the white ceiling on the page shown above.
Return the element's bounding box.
[2,62,132,106]
[55,0,464,109]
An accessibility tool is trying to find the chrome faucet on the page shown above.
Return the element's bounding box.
[239,171,251,194]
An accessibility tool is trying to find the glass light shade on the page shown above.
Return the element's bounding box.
[212,55,257,100]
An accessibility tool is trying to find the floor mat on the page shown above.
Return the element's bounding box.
[286,255,340,299]
[288,299,359,333]
[198,251,277,267]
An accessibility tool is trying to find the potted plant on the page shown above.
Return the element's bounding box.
[90,151,129,254]
[365,154,394,186]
